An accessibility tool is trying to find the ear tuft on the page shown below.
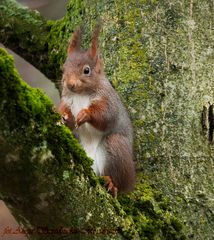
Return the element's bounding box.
[95,54,104,74]
[90,23,101,59]
[67,27,82,54]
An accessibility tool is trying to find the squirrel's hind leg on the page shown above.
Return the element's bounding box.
[103,176,118,197]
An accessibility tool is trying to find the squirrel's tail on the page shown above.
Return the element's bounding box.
[103,133,135,193]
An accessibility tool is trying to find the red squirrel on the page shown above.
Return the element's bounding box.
[58,25,135,197]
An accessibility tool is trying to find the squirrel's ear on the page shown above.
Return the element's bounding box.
[95,54,104,74]
[90,23,101,59]
[67,27,82,54]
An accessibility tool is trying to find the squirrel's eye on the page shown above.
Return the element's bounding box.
[83,65,91,76]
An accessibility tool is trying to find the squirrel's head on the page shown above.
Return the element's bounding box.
[62,24,103,94]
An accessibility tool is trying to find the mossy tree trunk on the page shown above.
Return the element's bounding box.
[0,0,214,239]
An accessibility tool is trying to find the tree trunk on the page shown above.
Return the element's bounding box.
[0,0,213,239]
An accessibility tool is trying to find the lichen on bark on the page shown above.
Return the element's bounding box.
[106,0,214,238]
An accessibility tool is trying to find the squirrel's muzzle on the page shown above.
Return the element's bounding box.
[67,82,76,92]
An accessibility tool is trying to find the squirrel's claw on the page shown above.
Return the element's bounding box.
[61,114,69,125]
[74,121,79,129]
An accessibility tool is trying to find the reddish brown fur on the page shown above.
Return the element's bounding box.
[103,176,118,197]
[87,98,109,131]
[67,27,82,54]
[76,108,91,127]
[76,98,109,131]
[94,55,104,74]
[57,100,75,130]
[90,24,101,58]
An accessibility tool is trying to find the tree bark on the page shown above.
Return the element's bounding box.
[1,0,214,239]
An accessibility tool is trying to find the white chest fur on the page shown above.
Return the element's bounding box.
[63,94,106,176]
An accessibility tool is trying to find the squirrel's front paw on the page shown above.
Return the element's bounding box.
[76,109,91,127]
[61,114,69,124]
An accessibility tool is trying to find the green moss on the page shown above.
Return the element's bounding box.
[117,176,186,240]
[0,47,97,179]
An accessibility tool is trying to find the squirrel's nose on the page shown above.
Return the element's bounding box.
[67,82,75,91]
